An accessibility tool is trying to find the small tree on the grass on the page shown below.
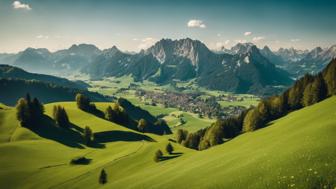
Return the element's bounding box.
[16,98,29,126]
[154,149,163,162]
[53,105,70,128]
[166,143,174,154]
[99,169,107,184]
[83,126,93,145]
[137,118,147,133]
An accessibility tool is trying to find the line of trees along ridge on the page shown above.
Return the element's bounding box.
[177,58,336,150]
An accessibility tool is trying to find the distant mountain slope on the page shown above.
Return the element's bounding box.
[85,39,292,95]
[0,65,88,89]
[0,78,108,106]
[13,48,52,73]
[275,47,309,62]
[197,45,292,94]
[3,44,101,74]
[259,45,286,67]
[261,45,336,78]
[288,45,336,77]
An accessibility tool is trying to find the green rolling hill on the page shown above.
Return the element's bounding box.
[0,96,335,188]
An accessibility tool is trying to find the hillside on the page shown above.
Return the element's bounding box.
[0,78,108,106]
[0,96,335,188]
[0,65,88,89]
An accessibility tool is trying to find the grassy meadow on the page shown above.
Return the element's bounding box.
[0,96,335,188]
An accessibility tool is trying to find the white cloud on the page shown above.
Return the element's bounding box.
[13,1,31,10]
[291,38,300,42]
[187,19,206,28]
[252,36,265,42]
[244,31,252,36]
[225,40,230,45]
[138,37,157,50]
[36,35,49,39]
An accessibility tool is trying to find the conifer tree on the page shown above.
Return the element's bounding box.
[99,169,107,184]
[83,126,93,145]
[166,143,174,154]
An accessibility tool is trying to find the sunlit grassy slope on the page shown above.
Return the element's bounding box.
[0,97,335,189]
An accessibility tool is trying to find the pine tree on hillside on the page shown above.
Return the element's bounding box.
[302,74,327,107]
[32,98,44,117]
[53,105,70,128]
[242,109,262,132]
[15,94,44,127]
[288,74,314,110]
[166,143,174,154]
[99,169,107,184]
[76,93,92,111]
[105,106,115,121]
[322,58,336,95]
[16,98,29,126]
[83,126,93,145]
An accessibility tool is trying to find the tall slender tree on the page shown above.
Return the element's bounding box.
[99,169,107,184]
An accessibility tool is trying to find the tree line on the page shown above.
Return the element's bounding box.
[177,58,336,150]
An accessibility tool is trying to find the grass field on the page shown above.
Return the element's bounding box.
[0,97,335,189]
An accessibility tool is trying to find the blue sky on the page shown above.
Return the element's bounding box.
[0,0,335,52]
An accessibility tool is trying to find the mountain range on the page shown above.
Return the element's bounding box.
[1,38,335,95]
[84,39,292,94]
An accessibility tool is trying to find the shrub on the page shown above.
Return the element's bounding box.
[154,150,163,162]
[166,143,174,154]
[137,118,147,133]
[70,156,91,165]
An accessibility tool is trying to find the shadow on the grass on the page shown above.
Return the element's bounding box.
[30,115,85,149]
[160,154,182,162]
[94,130,156,143]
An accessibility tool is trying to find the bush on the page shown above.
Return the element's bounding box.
[137,118,147,133]
[70,156,91,165]
[154,150,163,162]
